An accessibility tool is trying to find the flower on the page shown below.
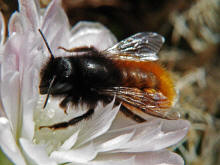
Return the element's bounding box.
[0,0,190,165]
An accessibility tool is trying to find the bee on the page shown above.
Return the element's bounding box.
[38,29,178,130]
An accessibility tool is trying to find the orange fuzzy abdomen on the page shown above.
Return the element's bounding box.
[115,60,176,105]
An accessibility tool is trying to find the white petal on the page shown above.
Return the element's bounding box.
[21,68,39,140]
[8,12,23,35]
[85,157,135,165]
[110,111,137,130]
[18,0,40,31]
[0,117,26,165]
[135,151,184,165]
[0,12,6,44]
[94,119,161,153]
[119,119,190,152]
[60,130,80,151]
[68,21,117,51]
[95,130,135,152]
[75,100,120,147]
[92,150,184,165]
[20,138,57,165]
[94,119,189,153]
[50,142,98,164]
[2,34,23,73]
[41,0,70,56]
[1,72,20,136]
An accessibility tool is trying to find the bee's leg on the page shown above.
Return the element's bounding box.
[58,46,98,53]
[39,108,94,130]
[59,96,74,114]
[120,106,146,123]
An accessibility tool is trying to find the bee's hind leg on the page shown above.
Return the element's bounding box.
[39,108,94,130]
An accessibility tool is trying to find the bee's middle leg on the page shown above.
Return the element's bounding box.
[39,108,94,130]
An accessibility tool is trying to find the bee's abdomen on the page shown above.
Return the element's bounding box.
[120,67,158,88]
[115,60,176,104]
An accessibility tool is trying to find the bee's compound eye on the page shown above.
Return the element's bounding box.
[56,58,73,79]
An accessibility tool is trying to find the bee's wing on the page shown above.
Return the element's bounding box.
[103,32,165,61]
[98,87,179,120]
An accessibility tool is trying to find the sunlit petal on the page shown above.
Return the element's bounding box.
[20,138,57,165]
[0,117,26,165]
[69,21,117,51]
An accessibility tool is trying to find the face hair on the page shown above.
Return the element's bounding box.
[43,75,56,109]
[38,29,55,60]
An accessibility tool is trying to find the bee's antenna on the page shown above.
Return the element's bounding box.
[38,29,55,60]
[43,76,56,109]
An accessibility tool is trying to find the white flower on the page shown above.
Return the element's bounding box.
[0,0,190,165]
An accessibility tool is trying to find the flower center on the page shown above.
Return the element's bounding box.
[33,95,86,153]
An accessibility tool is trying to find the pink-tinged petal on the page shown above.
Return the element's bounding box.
[2,32,41,74]
[50,26,70,56]
[68,21,117,51]
[19,138,57,165]
[94,119,189,153]
[92,150,184,165]
[8,12,24,35]
[41,0,70,54]
[0,12,6,45]
[0,117,26,165]
[75,100,120,147]
[1,72,20,136]
[50,142,98,164]
[18,0,40,31]
[2,34,23,73]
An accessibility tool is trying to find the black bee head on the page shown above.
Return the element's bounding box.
[39,57,74,95]
[38,29,76,108]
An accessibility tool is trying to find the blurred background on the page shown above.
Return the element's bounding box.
[0,0,220,164]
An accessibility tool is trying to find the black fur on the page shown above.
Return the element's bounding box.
[40,53,122,109]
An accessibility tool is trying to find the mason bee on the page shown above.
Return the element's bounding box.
[38,29,178,129]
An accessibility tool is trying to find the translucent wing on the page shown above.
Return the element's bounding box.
[103,32,165,61]
[98,87,179,120]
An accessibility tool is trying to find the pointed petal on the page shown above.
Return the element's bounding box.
[41,0,67,31]
[60,130,80,151]
[19,138,57,165]
[118,119,190,152]
[95,130,135,152]
[68,21,117,51]
[94,119,189,153]
[40,0,70,56]
[92,150,184,165]
[0,117,26,165]
[0,12,6,44]
[76,100,120,147]
[94,119,162,153]
[8,12,24,35]
[18,0,40,31]
[50,142,98,164]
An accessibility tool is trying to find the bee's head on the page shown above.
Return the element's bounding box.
[39,57,73,95]
[38,29,74,108]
